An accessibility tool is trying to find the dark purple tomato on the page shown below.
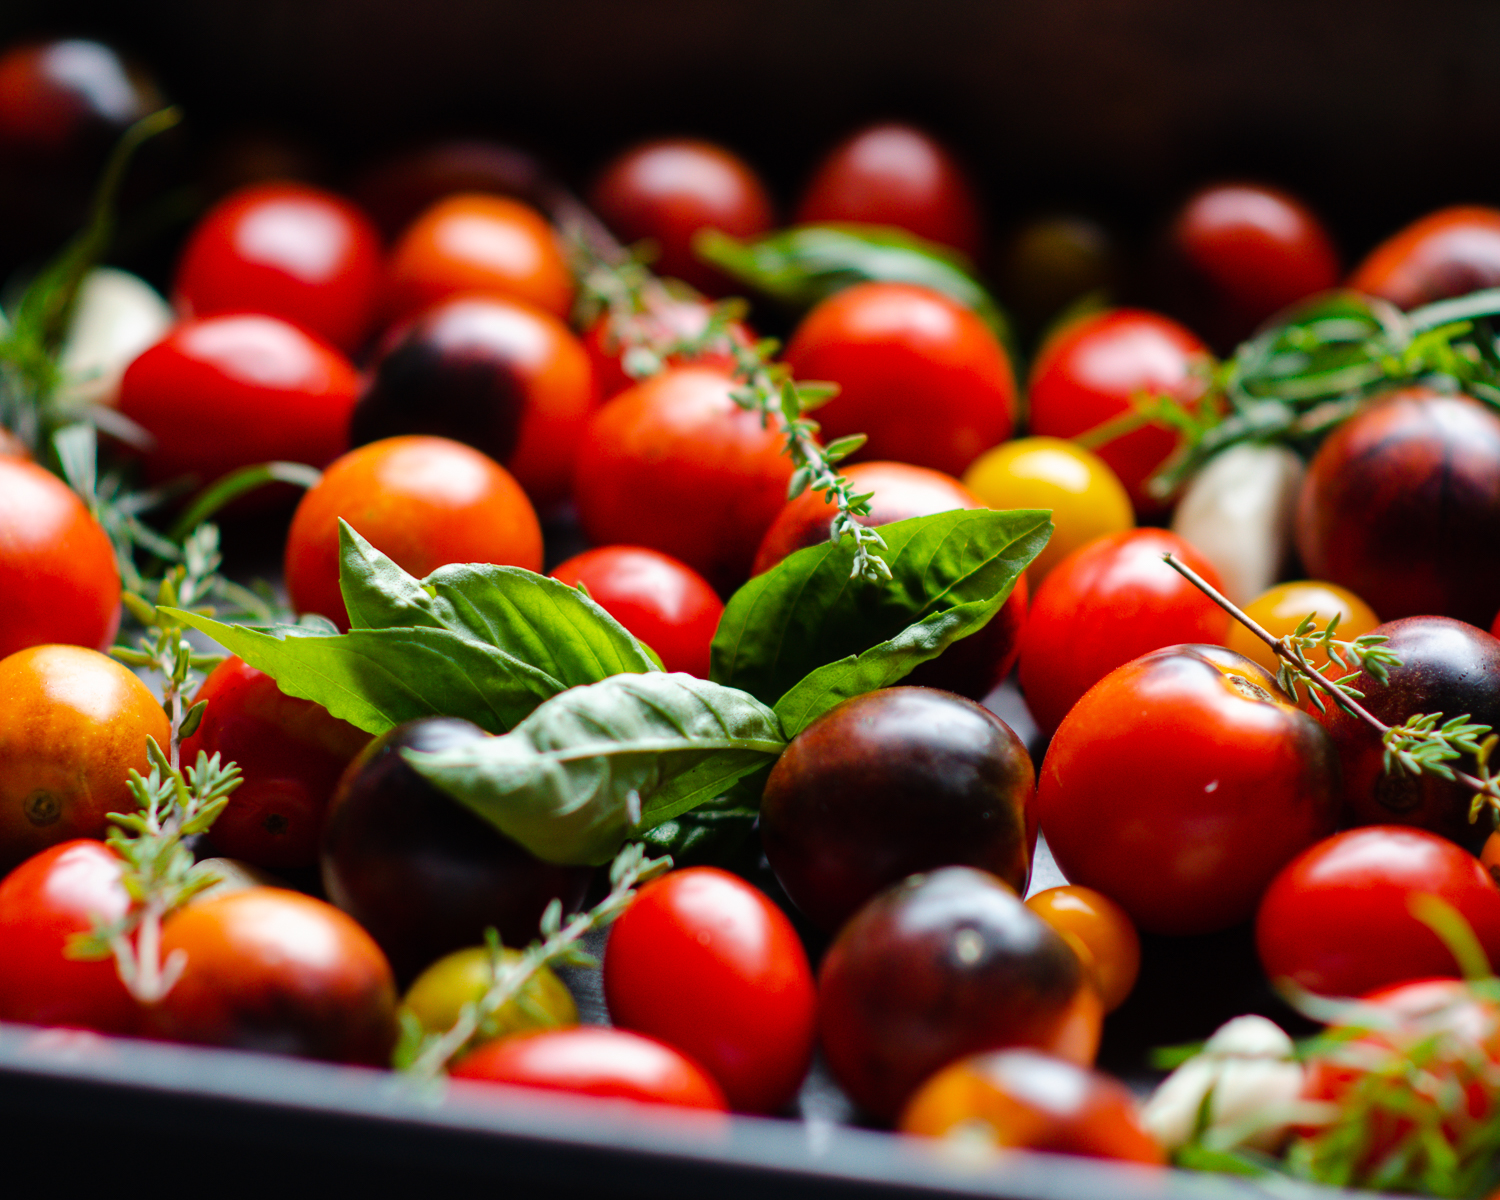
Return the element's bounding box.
[320,716,592,983]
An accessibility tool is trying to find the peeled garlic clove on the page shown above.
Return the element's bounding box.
[1171,443,1305,606]
[1203,1056,1306,1152]
[1141,1056,1220,1150]
[1202,1013,1296,1058]
[56,267,174,409]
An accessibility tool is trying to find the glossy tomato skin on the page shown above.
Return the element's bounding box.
[118,313,360,488]
[451,1026,728,1111]
[0,839,138,1034]
[148,886,399,1064]
[603,867,816,1113]
[351,293,599,508]
[582,297,750,401]
[178,656,371,869]
[1227,580,1380,681]
[1039,644,1341,936]
[0,645,169,871]
[1349,206,1500,309]
[384,193,572,323]
[590,139,773,296]
[784,282,1016,480]
[573,366,794,594]
[796,123,984,260]
[1257,826,1500,998]
[0,457,120,661]
[1017,528,1229,736]
[284,435,542,630]
[549,546,722,677]
[173,182,384,353]
[1025,886,1141,1013]
[1027,308,1209,516]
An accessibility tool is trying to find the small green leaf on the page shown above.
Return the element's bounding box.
[405,673,786,865]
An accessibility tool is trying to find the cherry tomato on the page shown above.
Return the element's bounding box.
[960,436,1134,584]
[0,39,155,158]
[1025,886,1141,1013]
[603,866,816,1113]
[0,457,120,661]
[172,182,384,353]
[590,138,773,295]
[1038,644,1341,936]
[351,138,548,239]
[0,839,138,1034]
[401,945,576,1039]
[178,655,371,869]
[581,296,751,401]
[1163,182,1339,349]
[1017,528,1230,736]
[0,644,169,871]
[284,435,543,630]
[117,313,360,488]
[784,281,1016,479]
[796,123,984,260]
[996,214,1120,333]
[451,1026,728,1111]
[1026,307,1210,516]
[147,886,398,1064]
[901,1049,1164,1163]
[1257,826,1500,999]
[549,546,723,677]
[572,366,794,593]
[1349,205,1500,309]
[1226,580,1380,680]
[384,193,572,323]
[351,292,599,508]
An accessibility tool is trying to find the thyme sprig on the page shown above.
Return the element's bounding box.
[1163,553,1500,815]
[395,842,671,1082]
[562,220,891,582]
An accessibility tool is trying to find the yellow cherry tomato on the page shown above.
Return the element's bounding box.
[401,945,577,1041]
[1227,580,1380,679]
[961,437,1132,582]
[1025,885,1141,1013]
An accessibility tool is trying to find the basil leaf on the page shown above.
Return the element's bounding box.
[696,224,1013,347]
[405,673,786,865]
[167,614,565,736]
[337,521,662,677]
[638,768,769,866]
[712,508,1050,734]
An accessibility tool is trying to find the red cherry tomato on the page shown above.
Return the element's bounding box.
[1164,182,1339,349]
[117,313,360,488]
[173,182,384,353]
[573,366,794,594]
[0,839,139,1034]
[602,866,817,1113]
[284,435,543,630]
[1038,644,1341,936]
[0,39,154,158]
[590,139,773,296]
[582,296,751,401]
[0,457,120,661]
[1027,308,1210,516]
[783,281,1017,479]
[1349,206,1500,309]
[1017,528,1229,736]
[549,547,723,677]
[1257,826,1500,999]
[179,656,372,869]
[796,122,984,260]
[451,1026,728,1112]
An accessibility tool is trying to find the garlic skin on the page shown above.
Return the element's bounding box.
[1171,444,1305,606]
[1143,1014,1306,1153]
[56,267,174,409]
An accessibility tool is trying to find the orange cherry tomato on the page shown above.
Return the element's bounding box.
[783,281,1017,480]
[173,181,384,353]
[0,644,169,871]
[796,122,984,260]
[1025,885,1141,1013]
[901,1049,1164,1164]
[0,457,120,661]
[284,435,543,630]
[1349,205,1500,309]
[384,193,572,324]
[1227,580,1381,680]
[590,138,773,296]
[573,366,793,594]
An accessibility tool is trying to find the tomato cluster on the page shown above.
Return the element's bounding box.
[11,33,1500,1187]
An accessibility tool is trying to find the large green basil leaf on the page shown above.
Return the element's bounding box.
[405,673,786,865]
[712,508,1051,735]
